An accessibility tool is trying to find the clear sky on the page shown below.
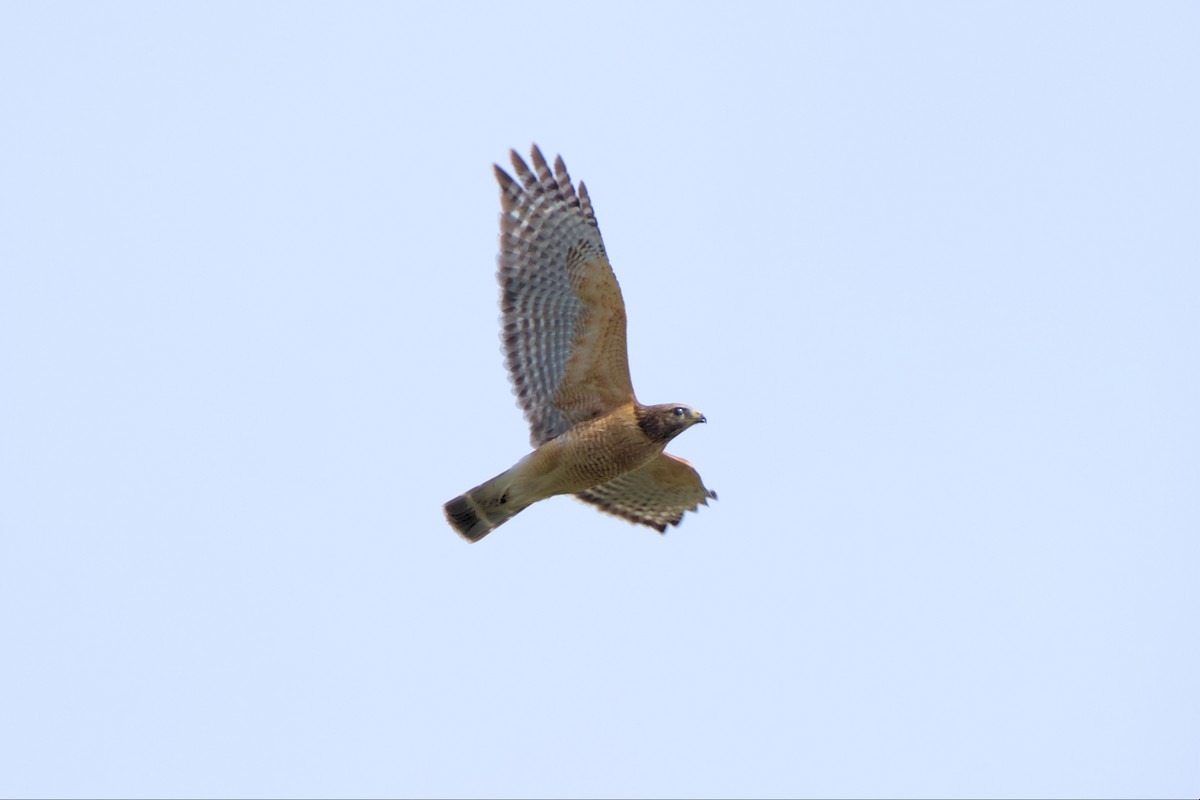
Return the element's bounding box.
[2,2,1197,798]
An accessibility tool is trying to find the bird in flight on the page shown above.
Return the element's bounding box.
[443,146,715,541]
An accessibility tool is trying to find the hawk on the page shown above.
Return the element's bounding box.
[443,146,715,541]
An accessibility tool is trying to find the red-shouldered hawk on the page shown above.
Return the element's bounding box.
[444,146,715,541]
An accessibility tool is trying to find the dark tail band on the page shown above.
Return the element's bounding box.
[444,494,494,542]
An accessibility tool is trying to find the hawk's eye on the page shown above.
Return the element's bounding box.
[673,407,685,416]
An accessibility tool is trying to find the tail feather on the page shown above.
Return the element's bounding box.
[443,469,528,542]
[444,495,488,541]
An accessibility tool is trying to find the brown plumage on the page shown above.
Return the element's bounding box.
[443,146,716,542]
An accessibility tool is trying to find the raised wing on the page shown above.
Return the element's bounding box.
[575,453,717,533]
[495,146,635,447]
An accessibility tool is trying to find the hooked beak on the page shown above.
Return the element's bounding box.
[695,410,707,424]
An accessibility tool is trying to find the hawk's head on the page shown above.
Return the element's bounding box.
[636,403,707,443]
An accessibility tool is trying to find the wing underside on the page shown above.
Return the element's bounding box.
[496,146,634,446]
[575,453,717,533]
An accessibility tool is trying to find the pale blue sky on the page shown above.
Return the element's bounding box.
[1,2,1197,798]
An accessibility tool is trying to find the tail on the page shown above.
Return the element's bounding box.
[443,468,530,542]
